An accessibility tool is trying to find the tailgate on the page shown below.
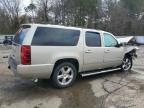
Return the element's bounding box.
[10,43,21,65]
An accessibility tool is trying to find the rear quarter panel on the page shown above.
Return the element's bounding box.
[31,46,83,65]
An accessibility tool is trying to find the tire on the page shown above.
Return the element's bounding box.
[121,56,133,72]
[51,62,77,88]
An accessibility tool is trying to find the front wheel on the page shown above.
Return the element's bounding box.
[121,56,133,72]
[51,62,77,88]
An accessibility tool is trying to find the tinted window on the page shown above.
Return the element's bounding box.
[85,32,101,47]
[14,28,29,44]
[32,27,80,46]
[104,33,118,47]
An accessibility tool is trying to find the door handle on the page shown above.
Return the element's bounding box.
[85,50,93,53]
[105,50,110,53]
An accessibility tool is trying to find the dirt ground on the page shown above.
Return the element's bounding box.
[0,45,144,108]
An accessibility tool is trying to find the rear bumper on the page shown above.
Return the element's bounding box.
[9,62,54,79]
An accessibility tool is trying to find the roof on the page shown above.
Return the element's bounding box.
[22,24,106,33]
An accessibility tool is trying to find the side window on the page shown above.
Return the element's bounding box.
[85,32,101,47]
[104,33,118,47]
[32,27,80,46]
[14,28,29,44]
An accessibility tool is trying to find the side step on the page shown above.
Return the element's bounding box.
[81,68,121,77]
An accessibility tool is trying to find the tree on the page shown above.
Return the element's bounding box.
[0,0,21,33]
[36,0,52,23]
[25,3,37,23]
[0,0,144,35]
[121,0,144,17]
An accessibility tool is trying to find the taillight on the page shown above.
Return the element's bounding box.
[21,45,31,65]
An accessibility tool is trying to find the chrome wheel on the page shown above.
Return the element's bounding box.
[122,57,132,71]
[57,66,74,86]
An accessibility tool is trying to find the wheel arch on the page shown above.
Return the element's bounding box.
[124,49,137,59]
[51,58,80,78]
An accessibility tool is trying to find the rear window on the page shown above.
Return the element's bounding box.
[32,27,80,46]
[14,26,30,44]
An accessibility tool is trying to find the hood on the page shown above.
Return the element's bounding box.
[117,36,134,44]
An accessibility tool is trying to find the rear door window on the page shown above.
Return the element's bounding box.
[85,31,101,47]
[32,27,80,46]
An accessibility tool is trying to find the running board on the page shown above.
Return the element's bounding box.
[81,68,121,77]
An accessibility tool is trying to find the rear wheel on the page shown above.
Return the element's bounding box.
[52,62,77,88]
[121,56,132,72]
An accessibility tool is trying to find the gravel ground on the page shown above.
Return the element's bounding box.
[0,45,144,108]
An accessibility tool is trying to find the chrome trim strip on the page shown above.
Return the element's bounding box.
[81,68,121,77]
[18,64,54,67]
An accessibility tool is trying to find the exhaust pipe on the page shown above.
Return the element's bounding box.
[8,66,11,69]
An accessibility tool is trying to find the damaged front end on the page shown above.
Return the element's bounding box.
[124,46,139,59]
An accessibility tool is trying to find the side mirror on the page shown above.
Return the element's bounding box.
[116,43,123,47]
